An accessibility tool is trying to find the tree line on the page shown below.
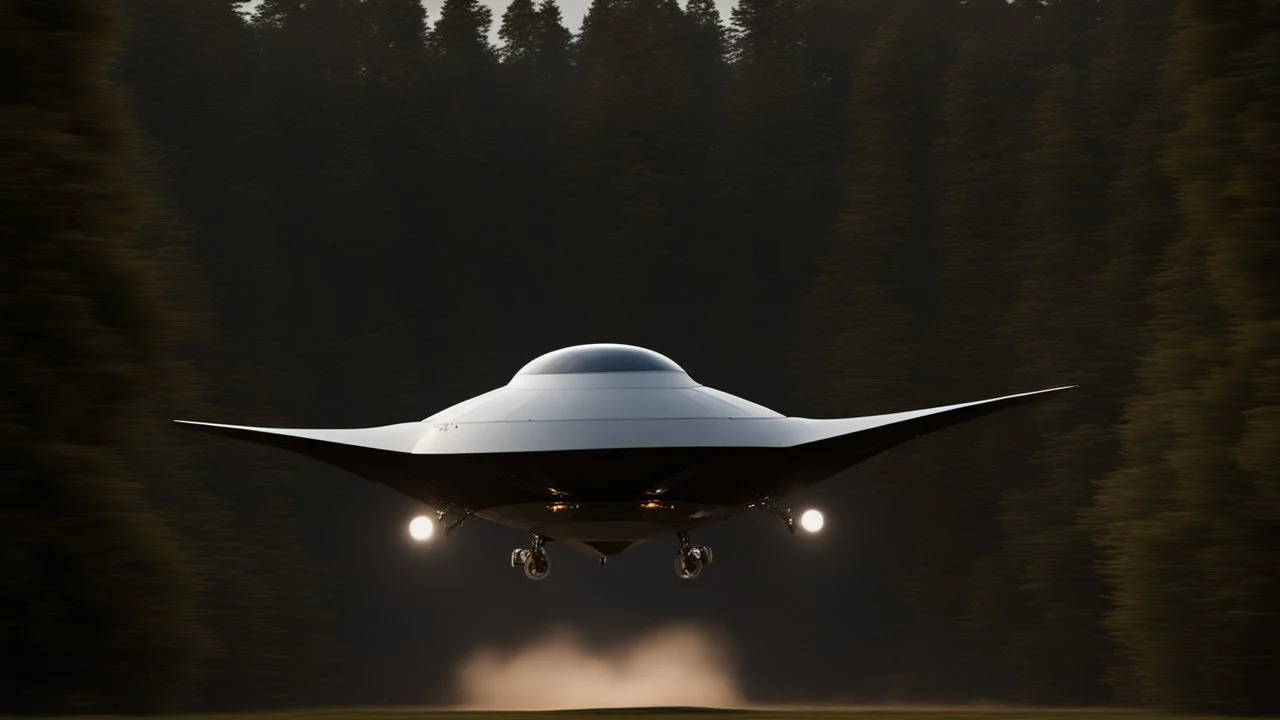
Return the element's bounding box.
[2,0,1275,714]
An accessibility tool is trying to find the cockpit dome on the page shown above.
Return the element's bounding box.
[515,343,686,376]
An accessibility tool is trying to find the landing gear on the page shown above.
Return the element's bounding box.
[750,498,795,533]
[437,508,473,537]
[510,534,550,580]
[674,532,714,580]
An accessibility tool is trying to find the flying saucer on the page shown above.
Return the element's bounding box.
[177,343,1073,580]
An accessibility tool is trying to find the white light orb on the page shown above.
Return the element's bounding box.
[408,515,435,541]
[799,509,825,533]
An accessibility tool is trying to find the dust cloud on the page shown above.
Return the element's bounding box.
[450,622,745,710]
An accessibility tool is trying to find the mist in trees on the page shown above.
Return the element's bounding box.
[3,0,1276,714]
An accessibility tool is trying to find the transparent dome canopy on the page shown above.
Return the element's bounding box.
[515,344,686,376]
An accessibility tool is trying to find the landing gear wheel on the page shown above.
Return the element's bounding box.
[512,534,550,580]
[675,552,703,580]
[674,532,713,580]
[523,551,550,580]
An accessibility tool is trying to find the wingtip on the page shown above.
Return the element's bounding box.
[1026,384,1077,394]
[173,419,240,431]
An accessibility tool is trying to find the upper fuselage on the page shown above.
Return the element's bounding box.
[417,344,787,452]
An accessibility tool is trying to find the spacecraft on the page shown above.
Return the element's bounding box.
[177,343,1072,580]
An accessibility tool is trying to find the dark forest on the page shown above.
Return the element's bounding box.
[2,0,1276,716]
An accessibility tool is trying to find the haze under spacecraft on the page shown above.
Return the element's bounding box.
[176,343,1073,580]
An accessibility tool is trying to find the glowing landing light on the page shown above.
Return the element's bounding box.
[408,515,435,541]
[800,508,825,533]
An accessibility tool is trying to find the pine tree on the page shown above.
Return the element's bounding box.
[989,0,1178,706]
[928,3,1040,696]
[685,0,724,44]
[664,0,727,320]
[714,0,856,399]
[416,0,511,366]
[489,0,572,355]
[794,0,967,698]
[0,0,213,711]
[499,0,539,62]
[429,0,496,62]
[797,0,956,413]
[998,62,1116,704]
[536,0,573,74]
[1079,3,1179,699]
[1097,0,1280,711]
[150,0,437,706]
[555,0,711,338]
[1024,0,1111,71]
[684,0,727,106]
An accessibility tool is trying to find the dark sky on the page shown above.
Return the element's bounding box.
[253,340,928,708]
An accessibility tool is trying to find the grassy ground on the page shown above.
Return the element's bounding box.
[12,707,1248,720]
